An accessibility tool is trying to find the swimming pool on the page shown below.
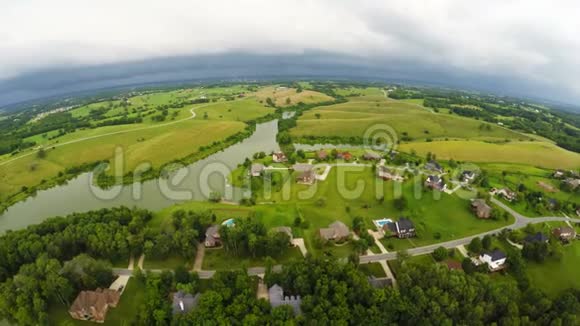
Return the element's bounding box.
[222,218,236,227]
[373,218,393,228]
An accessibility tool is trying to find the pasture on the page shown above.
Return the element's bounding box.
[399,140,580,169]
[290,96,528,142]
[254,86,333,107]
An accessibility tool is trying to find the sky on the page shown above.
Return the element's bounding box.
[1,0,580,106]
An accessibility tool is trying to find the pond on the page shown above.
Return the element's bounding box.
[0,120,281,233]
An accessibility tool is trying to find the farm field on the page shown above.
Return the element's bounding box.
[254,86,333,106]
[290,96,528,142]
[399,140,580,169]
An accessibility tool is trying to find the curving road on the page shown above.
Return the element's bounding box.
[360,197,580,263]
[0,102,215,167]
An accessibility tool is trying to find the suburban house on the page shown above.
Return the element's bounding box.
[251,163,265,177]
[363,151,381,160]
[172,291,200,315]
[319,221,350,241]
[552,226,577,242]
[204,225,221,248]
[376,166,404,182]
[272,226,294,242]
[367,276,393,288]
[552,169,565,178]
[563,178,580,190]
[425,160,444,173]
[385,218,416,238]
[316,150,328,160]
[425,175,445,190]
[461,171,476,183]
[471,199,492,219]
[336,151,353,161]
[296,170,316,185]
[524,232,549,244]
[268,284,302,315]
[492,188,517,202]
[479,250,507,271]
[69,288,121,323]
[272,152,288,163]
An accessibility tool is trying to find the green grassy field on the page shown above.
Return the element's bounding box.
[399,140,580,169]
[290,96,528,142]
[358,262,387,277]
[527,241,580,297]
[254,86,333,107]
[48,278,146,325]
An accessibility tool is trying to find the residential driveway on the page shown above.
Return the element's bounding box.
[292,238,308,257]
[315,164,332,181]
[109,275,130,294]
[363,229,397,286]
[193,243,205,272]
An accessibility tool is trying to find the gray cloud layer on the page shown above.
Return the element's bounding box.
[1,0,580,103]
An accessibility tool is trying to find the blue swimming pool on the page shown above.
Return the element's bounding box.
[374,218,393,227]
[222,218,236,227]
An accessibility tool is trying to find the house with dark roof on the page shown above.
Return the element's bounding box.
[479,250,507,271]
[493,188,517,202]
[268,284,302,315]
[319,221,350,241]
[471,199,492,219]
[425,175,445,190]
[250,163,265,177]
[547,198,559,210]
[69,288,121,323]
[425,160,443,173]
[524,232,549,244]
[552,226,576,242]
[385,218,416,238]
[172,291,200,315]
[204,225,221,248]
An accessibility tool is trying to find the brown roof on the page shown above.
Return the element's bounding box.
[444,260,463,271]
[319,221,350,240]
[69,288,120,322]
[471,199,492,218]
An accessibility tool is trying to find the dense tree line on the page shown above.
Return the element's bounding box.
[220,217,291,258]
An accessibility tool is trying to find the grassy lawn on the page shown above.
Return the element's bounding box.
[527,241,580,297]
[399,140,580,169]
[388,254,435,277]
[48,278,146,326]
[143,254,190,270]
[202,246,303,270]
[358,262,387,278]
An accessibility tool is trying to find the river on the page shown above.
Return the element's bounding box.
[0,120,280,233]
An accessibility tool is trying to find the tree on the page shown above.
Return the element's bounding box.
[315,113,321,119]
[433,247,448,261]
[285,97,291,105]
[468,237,482,254]
[482,235,492,250]
[209,191,222,203]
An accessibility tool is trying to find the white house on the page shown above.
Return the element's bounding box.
[479,250,507,271]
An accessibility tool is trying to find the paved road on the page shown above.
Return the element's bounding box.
[361,197,580,263]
